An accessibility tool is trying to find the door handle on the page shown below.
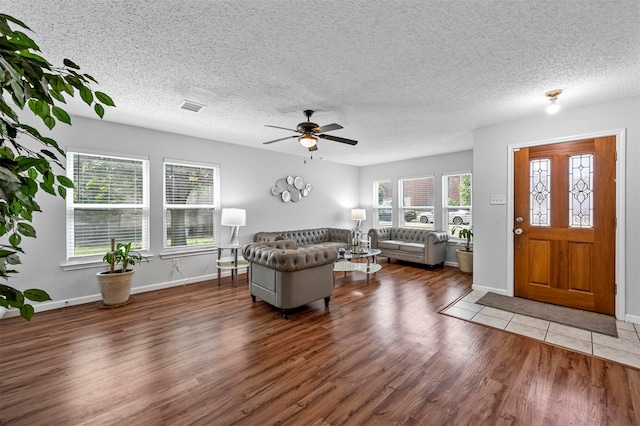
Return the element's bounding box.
[514,228,523,235]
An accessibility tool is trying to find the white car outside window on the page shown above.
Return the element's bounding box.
[417,209,471,224]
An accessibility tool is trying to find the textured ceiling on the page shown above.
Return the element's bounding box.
[7,0,640,166]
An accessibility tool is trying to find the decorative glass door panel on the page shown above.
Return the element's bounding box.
[530,158,551,226]
[569,154,594,228]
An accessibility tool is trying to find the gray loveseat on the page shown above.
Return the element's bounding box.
[368,227,449,269]
[253,227,350,249]
[242,240,338,319]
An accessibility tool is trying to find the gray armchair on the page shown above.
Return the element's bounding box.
[242,240,338,319]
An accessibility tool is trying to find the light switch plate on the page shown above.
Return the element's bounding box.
[490,195,506,205]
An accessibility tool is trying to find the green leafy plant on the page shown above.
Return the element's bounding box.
[451,226,473,251]
[0,13,114,319]
[103,239,145,274]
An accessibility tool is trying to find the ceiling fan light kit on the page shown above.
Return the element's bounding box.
[299,133,317,147]
[263,110,358,151]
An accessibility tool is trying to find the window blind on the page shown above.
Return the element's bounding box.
[67,152,149,259]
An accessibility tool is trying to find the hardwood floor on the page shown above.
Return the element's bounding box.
[1,262,639,425]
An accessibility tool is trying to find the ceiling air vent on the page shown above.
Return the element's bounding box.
[179,99,206,113]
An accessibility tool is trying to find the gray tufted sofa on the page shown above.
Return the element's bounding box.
[368,228,449,269]
[253,228,350,249]
[242,240,338,319]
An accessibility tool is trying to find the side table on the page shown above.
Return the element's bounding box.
[217,245,249,286]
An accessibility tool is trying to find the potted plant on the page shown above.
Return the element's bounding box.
[96,239,145,306]
[451,226,473,274]
[1,14,114,320]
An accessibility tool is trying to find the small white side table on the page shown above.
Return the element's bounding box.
[217,245,249,286]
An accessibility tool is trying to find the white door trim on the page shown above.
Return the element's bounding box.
[506,128,626,320]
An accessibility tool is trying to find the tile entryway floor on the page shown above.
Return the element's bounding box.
[443,290,640,369]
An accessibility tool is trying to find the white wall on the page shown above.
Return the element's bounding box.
[473,96,640,321]
[359,150,474,263]
[8,97,638,320]
[10,116,359,313]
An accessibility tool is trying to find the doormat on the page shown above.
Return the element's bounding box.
[476,293,617,337]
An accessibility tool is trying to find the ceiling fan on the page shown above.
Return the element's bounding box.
[263,110,358,151]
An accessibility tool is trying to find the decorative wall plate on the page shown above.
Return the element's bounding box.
[276,178,288,192]
[272,176,312,203]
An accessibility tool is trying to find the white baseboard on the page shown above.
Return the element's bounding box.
[444,261,458,267]
[471,284,508,296]
[624,313,640,325]
[1,270,245,319]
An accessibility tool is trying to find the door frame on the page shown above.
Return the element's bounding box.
[506,128,627,320]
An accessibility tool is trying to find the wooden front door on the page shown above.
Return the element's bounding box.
[514,136,616,315]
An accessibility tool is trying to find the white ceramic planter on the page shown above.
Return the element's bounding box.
[96,269,135,305]
[456,249,473,274]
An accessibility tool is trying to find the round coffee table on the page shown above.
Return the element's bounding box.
[333,248,382,283]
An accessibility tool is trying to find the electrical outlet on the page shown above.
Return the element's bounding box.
[172,259,179,269]
[490,194,506,205]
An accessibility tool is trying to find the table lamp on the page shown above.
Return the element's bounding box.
[221,208,246,246]
[351,208,366,232]
[350,208,366,250]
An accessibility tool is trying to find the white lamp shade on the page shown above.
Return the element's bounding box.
[351,208,366,221]
[221,208,246,226]
[299,134,317,148]
[546,98,560,114]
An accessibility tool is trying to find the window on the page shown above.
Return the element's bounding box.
[164,160,220,250]
[443,173,472,234]
[374,179,393,225]
[67,152,149,259]
[399,176,435,229]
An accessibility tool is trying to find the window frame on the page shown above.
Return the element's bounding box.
[399,175,436,229]
[442,171,473,238]
[162,158,220,253]
[65,150,150,262]
[373,179,393,226]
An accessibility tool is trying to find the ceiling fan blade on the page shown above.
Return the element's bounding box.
[308,144,318,152]
[265,124,299,132]
[314,123,343,133]
[318,134,358,145]
[263,135,298,144]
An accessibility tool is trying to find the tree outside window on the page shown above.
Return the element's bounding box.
[164,161,219,249]
[444,173,472,234]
